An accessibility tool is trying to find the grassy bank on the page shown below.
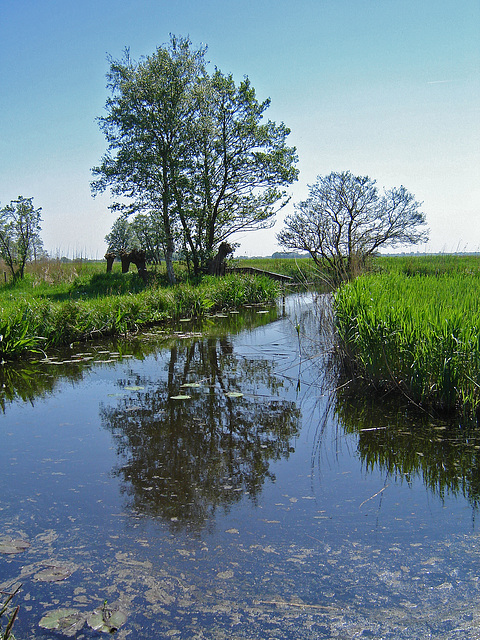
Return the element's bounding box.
[334,258,480,415]
[0,261,280,358]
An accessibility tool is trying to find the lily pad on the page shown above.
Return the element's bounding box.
[170,394,191,400]
[226,392,244,398]
[124,385,144,391]
[180,383,202,388]
[0,537,30,554]
[34,564,74,582]
[39,608,86,636]
[87,603,128,633]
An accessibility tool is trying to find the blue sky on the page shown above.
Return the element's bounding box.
[1,0,479,257]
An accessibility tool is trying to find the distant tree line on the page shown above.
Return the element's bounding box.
[271,251,310,260]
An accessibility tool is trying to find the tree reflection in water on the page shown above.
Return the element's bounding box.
[100,336,300,532]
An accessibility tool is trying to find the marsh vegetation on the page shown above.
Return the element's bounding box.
[2,253,480,424]
[0,259,281,359]
[334,254,480,417]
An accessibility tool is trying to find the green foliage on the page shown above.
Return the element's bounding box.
[179,69,298,274]
[206,273,279,307]
[0,196,43,281]
[0,306,44,358]
[334,261,480,415]
[130,212,165,264]
[105,215,139,254]
[92,35,298,280]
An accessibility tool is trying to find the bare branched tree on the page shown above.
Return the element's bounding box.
[278,171,428,282]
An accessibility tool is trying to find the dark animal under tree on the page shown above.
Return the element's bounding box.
[105,249,148,282]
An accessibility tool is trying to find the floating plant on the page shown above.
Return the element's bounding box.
[0,538,30,555]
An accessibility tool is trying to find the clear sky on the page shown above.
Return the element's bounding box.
[1,0,479,258]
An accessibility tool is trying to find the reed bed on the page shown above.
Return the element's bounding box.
[334,271,480,415]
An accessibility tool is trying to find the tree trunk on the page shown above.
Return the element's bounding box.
[174,187,200,277]
[120,253,130,273]
[161,157,177,286]
[165,245,176,285]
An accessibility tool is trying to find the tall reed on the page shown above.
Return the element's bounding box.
[334,271,480,415]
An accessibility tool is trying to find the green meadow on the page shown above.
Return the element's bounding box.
[231,257,323,284]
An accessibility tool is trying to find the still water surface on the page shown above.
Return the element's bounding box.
[1,294,480,638]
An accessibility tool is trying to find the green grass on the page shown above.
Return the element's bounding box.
[334,260,480,415]
[373,253,480,277]
[230,257,324,285]
[0,260,279,358]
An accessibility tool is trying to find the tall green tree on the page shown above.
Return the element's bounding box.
[92,36,207,284]
[131,212,165,265]
[105,215,139,254]
[0,196,44,281]
[177,70,298,274]
[92,35,298,281]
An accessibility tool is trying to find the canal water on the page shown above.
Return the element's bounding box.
[1,293,479,639]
